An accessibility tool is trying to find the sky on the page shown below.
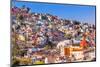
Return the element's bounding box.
[12,1,96,24]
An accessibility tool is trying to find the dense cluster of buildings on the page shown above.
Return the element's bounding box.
[11,5,96,66]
